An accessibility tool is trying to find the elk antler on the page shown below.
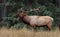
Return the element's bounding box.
[26,7,40,15]
[26,7,40,12]
[17,7,40,15]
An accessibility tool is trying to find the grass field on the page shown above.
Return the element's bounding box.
[0,27,60,37]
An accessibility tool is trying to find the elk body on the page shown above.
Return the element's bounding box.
[16,11,53,30]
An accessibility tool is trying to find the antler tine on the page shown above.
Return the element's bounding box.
[30,7,40,11]
[34,7,40,11]
[17,8,24,12]
[29,7,40,15]
[17,7,40,13]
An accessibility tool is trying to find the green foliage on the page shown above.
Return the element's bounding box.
[43,10,52,16]
[1,0,59,30]
[13,23,25,30]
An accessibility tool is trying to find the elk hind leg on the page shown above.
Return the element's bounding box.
[47,22,52,31]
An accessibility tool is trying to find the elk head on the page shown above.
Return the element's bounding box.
[16,10,27,18]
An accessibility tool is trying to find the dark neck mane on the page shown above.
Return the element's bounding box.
[20,15,30,25]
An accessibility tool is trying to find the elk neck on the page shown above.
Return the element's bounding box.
[20,15,30,24]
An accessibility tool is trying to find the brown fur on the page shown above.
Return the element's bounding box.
[16,11,53,30]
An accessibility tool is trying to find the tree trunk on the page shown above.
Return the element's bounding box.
[26,0,38,9]
[26,0,33,9]
[55,0,60,11]
[33,0,38,5]
[58,0,60,8]
[0,8,3,21]
[3,0,6,17]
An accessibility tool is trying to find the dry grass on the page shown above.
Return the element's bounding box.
[0,27,60,37]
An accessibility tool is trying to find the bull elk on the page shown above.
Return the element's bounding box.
[16,8,54,31]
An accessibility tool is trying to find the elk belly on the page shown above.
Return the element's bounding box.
[30,18,37,26]
[36,18,49,26]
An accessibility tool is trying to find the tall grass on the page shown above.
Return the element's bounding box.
[0,27,60,37]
